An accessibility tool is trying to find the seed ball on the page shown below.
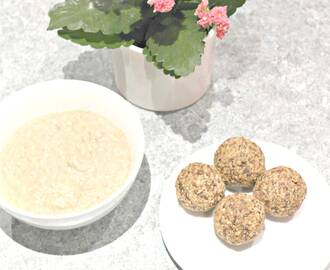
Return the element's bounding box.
[253,166,307,217]
[176,163,225,212]
[214,193,265,246]
[214,137,266,189]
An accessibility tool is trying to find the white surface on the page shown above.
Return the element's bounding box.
[1,0,330,268]
[0,79,145,230]
[111,30,216,112]
[160,141,330,270]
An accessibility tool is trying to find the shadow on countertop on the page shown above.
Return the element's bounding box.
[62,48,218,144]
[60,25,259,145]
[0,156,151,255]
[156,84,220,143]
[63,49,118,94]
[164,242,183,270]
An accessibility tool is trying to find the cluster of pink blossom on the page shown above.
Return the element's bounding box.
[147,0,175,13]
[194,0,230,39]
[146,0,229,39]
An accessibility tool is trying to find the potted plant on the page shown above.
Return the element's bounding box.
[48,0,246,111]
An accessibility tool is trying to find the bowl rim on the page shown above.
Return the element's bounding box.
[0,79,145,221]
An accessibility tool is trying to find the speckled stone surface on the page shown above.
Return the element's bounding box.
[0,0,330,269]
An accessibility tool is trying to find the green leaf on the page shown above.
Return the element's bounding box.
[92,0,145,12]
[122,1,156,47]
[48,0,141,35]
[144,47,180,78]
[210,0,246,16]
[144,10,207,77]
[58,28,134,49]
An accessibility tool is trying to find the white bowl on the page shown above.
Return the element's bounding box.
[0,79,145,230]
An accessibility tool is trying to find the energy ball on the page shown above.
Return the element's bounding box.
[214,194,265,246]
[176,163,225,212]
[253,166,307,217]
[214,137,265,189]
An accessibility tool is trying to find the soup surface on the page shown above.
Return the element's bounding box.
[0,111,131,214]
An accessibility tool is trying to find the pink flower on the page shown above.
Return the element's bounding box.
[209,6,228,25]
[209,6,230,39]
[194,0,209,18]
[194,2,230,39]
[195,0,212,28]
[147,0,175,13]
[197,16,212,28]
[215,21,230,39]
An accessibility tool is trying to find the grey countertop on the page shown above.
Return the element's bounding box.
[1,0,330,269]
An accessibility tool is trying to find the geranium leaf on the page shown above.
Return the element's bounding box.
[48,0,141,35]
[91,0,145,12]
[144,47,180,78]
[210,0,246,16]
[144,10,207,77]
[58,28,134,48]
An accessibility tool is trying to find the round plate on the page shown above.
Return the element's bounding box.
[160,140,330,270]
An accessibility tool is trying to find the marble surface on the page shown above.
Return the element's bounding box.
[0,0,330,269]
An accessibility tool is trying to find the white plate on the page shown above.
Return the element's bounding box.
[160,140,330,270]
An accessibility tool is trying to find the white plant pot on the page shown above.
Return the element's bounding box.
[112,30,216,112]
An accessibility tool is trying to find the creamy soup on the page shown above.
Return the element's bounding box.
[0,111,131,214]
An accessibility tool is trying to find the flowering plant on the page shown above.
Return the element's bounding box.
[48,0,245,78]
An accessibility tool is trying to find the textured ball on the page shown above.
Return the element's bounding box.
[176,163,225,212]
[214,137,265,189]
[214,193,265,246]
[253,166,307,217]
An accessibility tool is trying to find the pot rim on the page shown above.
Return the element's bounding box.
[127,29,215,54]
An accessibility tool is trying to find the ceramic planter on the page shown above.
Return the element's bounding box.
[111,30,216,112]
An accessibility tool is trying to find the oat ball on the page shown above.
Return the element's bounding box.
[253,166,307,217]
[214,137,265,189]
[214,194,265,246]
[176,163,225,212]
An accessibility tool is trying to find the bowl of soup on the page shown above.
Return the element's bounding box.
[0,80,144,230]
